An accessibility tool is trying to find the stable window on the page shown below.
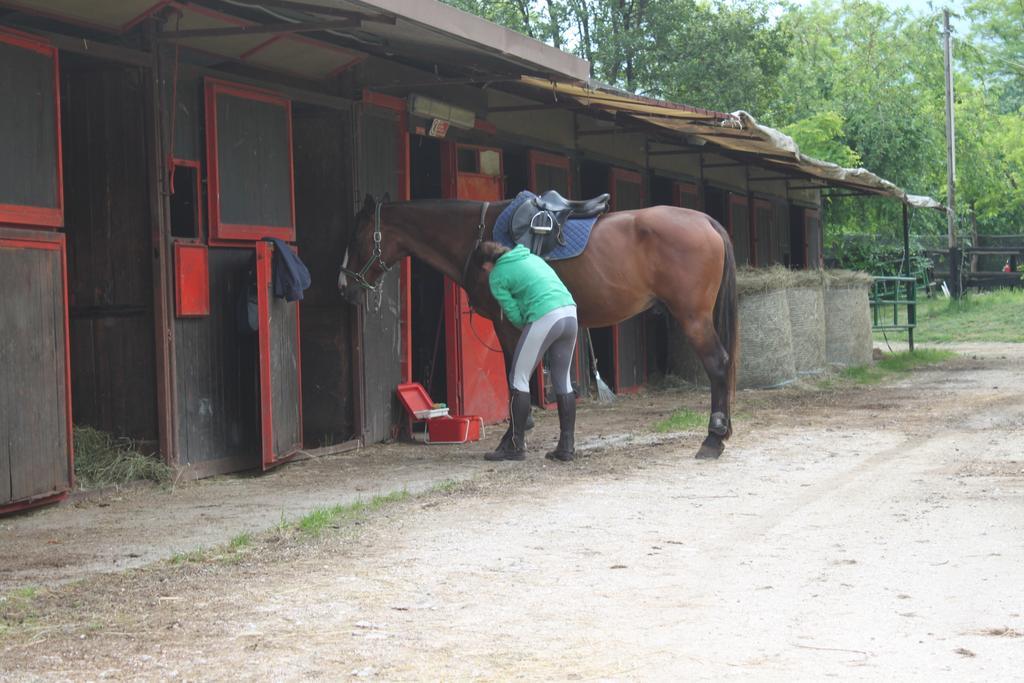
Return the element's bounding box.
[673,181,699,210]
[204,79,294,242]
[170,160,202,240]
[528,150,571,196]
[610,168,643,211]
[753,198,773,267]
[0,30,63,228]
[456,146,502,178]
[728,193,751,266]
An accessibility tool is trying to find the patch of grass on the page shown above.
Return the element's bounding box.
[1,586,43,637]
[878,289,1024,344]
[431,479,460,494]
[73,426,172,489]
[297,506,343,535]
[653,409,705,433]
[841,349,956,385]
[296,490,410,537]
[169,549,208,565]
[9,587,38,600]
[228,532,253,551]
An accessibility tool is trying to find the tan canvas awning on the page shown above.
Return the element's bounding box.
[517,76,942,209]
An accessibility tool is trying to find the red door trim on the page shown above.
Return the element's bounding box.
[608,167,645,394]
[256,241,302,469]
[0,230,74,503]
[752,197,771,267]
[673,181,699,209]
[204,78,296,244]
[442,142,507,420]
[528,149,573,408]
[0,29,64,229]
[527,150,573,195]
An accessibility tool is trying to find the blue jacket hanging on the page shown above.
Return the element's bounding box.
[265,237,311,302]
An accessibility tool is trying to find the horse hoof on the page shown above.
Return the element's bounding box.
[695,442,724,460]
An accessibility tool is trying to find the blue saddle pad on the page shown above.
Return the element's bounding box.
[493,191,598,261]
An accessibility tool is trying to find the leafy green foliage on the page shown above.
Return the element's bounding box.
[443,0,1024,238]
[782,111,860,167]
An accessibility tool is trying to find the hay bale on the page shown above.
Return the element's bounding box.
[786,271,826,374]
[666,266,798,388]
[823,269,873,367]
[736,285,796,389]
[666,322,707,385]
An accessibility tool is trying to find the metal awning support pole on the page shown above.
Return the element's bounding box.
[943,9,961,298]
[903,203,911,277]
[904,203,915,351]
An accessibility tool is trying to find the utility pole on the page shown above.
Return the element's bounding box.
[943,9,961,297]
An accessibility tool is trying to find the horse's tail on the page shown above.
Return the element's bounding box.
[709,217,738,400]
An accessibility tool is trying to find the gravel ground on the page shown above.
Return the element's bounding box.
[1,342,1022,681]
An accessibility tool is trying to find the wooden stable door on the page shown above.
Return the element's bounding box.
[0,229,73,513]
[255,241,302,469]
[443,143,508,422]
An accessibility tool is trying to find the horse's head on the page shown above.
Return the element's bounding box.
[338,193,396,304]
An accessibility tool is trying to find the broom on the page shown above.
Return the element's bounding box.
[585,329,615,403]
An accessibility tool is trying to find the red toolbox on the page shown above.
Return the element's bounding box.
[396,383,484,444]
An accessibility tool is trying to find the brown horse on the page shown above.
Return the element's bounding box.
[340,196,737,459]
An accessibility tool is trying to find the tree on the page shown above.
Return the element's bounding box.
[781,111,860,167]
[441,0,793,113]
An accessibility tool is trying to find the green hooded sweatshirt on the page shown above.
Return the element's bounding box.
[488,245,576,329]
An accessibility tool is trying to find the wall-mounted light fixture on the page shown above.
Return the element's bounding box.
[408,94,475,130]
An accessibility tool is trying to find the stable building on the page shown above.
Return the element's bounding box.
[0,0,927,514]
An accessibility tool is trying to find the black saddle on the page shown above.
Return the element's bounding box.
[510,190,610,256]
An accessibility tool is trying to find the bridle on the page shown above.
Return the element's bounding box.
[341,200,503,354]
[339,199,393,295]
[342,199,492,296]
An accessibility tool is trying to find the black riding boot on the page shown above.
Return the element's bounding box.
[545,393,576,462]
[485,389,530,461]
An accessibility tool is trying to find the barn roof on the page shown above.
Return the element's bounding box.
[0,0,589,81]
[2,0,938,207]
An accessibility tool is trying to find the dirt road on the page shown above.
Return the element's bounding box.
[2,343,1022,680]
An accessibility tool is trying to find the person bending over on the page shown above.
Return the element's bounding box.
[478,241,578,462]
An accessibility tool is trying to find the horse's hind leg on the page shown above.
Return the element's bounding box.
[676,313,732,460]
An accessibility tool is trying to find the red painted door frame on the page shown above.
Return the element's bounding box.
[204,78,296,244]
[0,29,65,229]
[752,198,772,267]
[673,181,699,210]
[526,149,582,408]
[442,142,508,422]
[608,167,646,394]
[0,228,74,514]
[255,241,303,469]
